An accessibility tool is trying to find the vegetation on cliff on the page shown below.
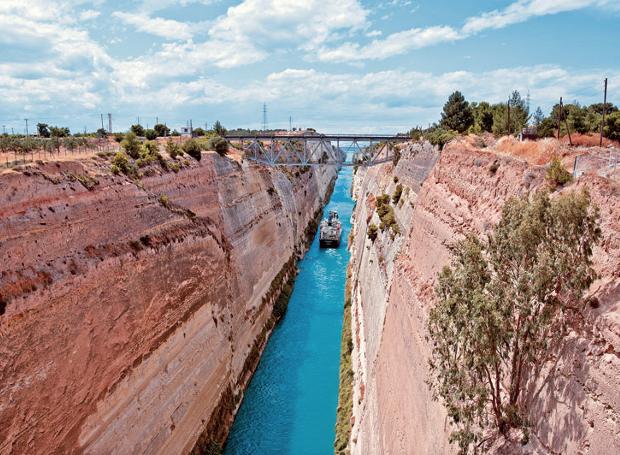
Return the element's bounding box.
[427,189,601,454]
[334,266,354,455]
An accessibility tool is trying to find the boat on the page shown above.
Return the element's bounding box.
[319,210,342,248]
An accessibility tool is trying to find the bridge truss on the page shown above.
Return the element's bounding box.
[224,134,410,167]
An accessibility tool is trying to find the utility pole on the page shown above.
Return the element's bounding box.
[507,98,511,136]
[560,97,572,146]
[156,116,158,125]
[262,103,268,131]
[600,77,608,147]
[137,116,140,125]
[108,113,112,133]
[289,116,292,131]
[24,119,29,137]
[2,125,5,135]
[101,114,105,131]
[189,119,193,136]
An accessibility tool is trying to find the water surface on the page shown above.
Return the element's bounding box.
[224,163,353,455]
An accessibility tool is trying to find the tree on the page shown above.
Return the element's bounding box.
[96,128,107,138]
[193,127,206,137]
[532,107,544,127]
[37,123,50,138]
[145,129,157,140]
[165,138,182,158]
[604,111,620,141]
[121,132,141,159]
[492,92,529,137]
[568,106,588,134]
[440,91,474,133]
[428,190,600,454]
[213,120,227,137]
[50,126,70,138]
[130,124,145,137]
[472,102,494,133]
[153,123,170,137]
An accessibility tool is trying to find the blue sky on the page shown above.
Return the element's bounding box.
[0,0,618,134]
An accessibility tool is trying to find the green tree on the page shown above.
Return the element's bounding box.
[37,123,50,138]
[472,102,494,133]
[145,129,157,140]
[96,128,107,138]
[604,111,620,141]
[532,107,544,127]
[213,120,227,137]
[154,123,170,137]
[50,126,70,138]
[440,91,474,133]
[428,190,600,454]
[130,124,145,137]
[121,132,141,159]
[193,127,206,137]
[165,138,182,158]
[568,106,588,134]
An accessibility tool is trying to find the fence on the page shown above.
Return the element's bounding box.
[573,149,620,179]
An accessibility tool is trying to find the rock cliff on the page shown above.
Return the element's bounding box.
[346,139,620,454]
[0,150,336,454]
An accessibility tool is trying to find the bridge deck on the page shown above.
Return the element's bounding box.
[225,134,410,142]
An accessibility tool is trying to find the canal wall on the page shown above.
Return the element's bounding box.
[346,138,620,454]
[0,149,336,454]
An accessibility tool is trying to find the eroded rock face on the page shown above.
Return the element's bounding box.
[347,140,620,454]
[0,153,336,454]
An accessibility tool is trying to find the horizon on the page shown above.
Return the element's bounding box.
[1,0,618,134]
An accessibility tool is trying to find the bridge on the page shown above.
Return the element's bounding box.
[224,134,410,167]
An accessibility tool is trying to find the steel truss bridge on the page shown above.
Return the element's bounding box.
[224,134,410,167]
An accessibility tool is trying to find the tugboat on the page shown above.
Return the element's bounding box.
[319,210,342,248]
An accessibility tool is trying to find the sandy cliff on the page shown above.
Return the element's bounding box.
[346,139,620,454]
[0,151,336,454]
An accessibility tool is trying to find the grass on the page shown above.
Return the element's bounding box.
[334,266,354,454]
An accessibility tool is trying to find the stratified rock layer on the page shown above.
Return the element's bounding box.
[0,152,336,454]
[347,140,620,454]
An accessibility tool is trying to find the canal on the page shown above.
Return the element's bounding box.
[224,163,354,454]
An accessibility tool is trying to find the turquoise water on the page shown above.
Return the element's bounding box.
[224,164,353,455]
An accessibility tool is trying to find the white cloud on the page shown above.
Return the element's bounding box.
[113,11,196,40]
[79,10,101,21]
[463,0,617,34]
[317,26,460,62]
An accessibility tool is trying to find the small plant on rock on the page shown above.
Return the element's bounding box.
[546,156,573,189]
[367,223,378,242]
[183,139,202,161]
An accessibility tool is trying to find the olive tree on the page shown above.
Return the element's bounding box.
[428,190,601,453]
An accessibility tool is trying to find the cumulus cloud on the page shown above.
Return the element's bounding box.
[317,26,461,62]
[113,11,196,40]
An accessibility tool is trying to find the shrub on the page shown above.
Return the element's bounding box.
[207,136,229,156]
[367,223,378,241]
[425,127,457,150]
[111,151,135,176]
[130,124,145,137]
[546,156,573,189]
[392,183,403,204]
[121,132,141,159]
[183,139,202,161]
[489,160,500,175]
[427,190,600,454]
[145,129,157,140]
[165,139,183,158]
[604,111,620,141]
[375,193,400,236]
[158,194,170,208]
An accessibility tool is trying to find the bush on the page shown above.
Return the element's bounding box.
[121,132,141,159]
[165,138,183,158]
[130,124,145,137]
[427,190,600,454]
[111,151,135,176]
[604,111,620,141]
[183,139,202,161]
[145,129,157,140]
[207,136,229,156]
[392,183,403,204]
[546,156,573,189]
[367,223,378,241]
[158,194,170,208]
[425,127,457,150]
[375,193,399,236]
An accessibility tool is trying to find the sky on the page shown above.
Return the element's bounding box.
[0,0,619,134]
